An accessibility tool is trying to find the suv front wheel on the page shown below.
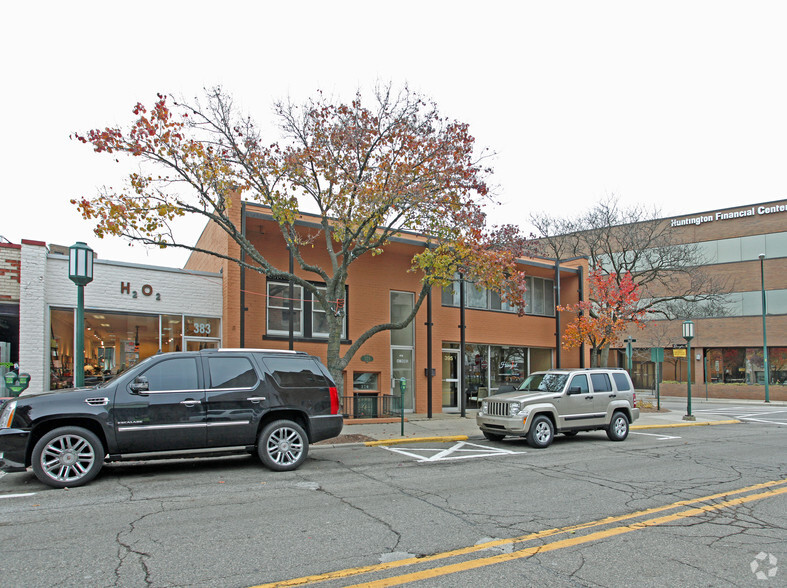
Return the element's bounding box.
[31,426,105,488]
[258,420,309,471]
[606,412,630,441]
[527,415,554,448]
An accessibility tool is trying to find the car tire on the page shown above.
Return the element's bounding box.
[31,426,105,488]
[606,412,630,442]
[526,415,554,448]
[482,431,506,442]
[258,420,309,471]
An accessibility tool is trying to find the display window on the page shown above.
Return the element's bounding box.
[49,308,220,389]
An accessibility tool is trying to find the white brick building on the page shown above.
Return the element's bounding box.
[16,241,222,394]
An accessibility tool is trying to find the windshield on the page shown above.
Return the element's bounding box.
[518,373,568,392]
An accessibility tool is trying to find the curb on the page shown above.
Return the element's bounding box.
[364,435,469,447]
[631,419,741,430]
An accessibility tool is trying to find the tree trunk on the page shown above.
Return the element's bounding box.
[599,346,611,367]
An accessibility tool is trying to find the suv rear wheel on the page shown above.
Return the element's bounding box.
[258,420,309,471]
[31,426,105,488]
[527,415,554,448]
[606,411,630,441]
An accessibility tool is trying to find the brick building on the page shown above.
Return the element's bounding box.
[611,199,787,401]
[185,201,588,415]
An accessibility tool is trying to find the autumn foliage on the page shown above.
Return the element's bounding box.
[558,269,646,366]
[71,86,531,389]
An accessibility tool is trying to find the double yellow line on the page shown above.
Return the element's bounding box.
[253,478,787,588]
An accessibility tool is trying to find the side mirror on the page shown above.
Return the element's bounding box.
[130,375,149,393]
[567,386,582,395]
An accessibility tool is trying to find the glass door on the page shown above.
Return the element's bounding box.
[442,349,460,410]
[390,291,414,410]
[391,348,414,410]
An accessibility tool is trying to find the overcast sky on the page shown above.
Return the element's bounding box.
[3,1,786,268]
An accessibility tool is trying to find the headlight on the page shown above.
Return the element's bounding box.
[509,401,521,415]
[0,400,17,429]
[481,400,488,414]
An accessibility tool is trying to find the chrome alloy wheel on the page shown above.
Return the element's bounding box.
[266,426,305,466]
[534,421,552,444]
[39,434,96,483]
[612,416,627,437]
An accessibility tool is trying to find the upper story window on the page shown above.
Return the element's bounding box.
[267,282,303,336]
[266,281,347,339]
[441,274,555,317]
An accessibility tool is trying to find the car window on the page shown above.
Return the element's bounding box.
[262,357,328,388]
[590,373,612,392]
[140,358,199,391]
[569,374,589,393]
[208,357,257,389]
[518,373,568,392]
[612,373,632,391]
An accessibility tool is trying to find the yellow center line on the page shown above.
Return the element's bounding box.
[344,486,787,588]
[251,478,787,588]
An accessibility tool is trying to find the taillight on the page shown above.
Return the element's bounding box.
[329,386,340,415]
[632,392,637,408]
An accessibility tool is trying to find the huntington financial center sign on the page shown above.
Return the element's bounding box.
[671,202,787,228]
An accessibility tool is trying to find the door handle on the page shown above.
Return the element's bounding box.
[608,394,617,398]
[247,397,266,403]
[585,396,593,400]
[180,400,202,406]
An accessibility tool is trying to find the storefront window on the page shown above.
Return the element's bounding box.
[184,316,221,338]
[49,309,220,390]
[161,314,183,353]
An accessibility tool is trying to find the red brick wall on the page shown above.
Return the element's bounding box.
[227,209,588,413]
[0,242,21,301]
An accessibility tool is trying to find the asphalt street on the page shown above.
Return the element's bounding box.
[0,402,785,587]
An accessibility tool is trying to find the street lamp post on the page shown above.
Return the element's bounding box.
[759,253,770,403]
[69,242,94,388]
[682,320,695,421]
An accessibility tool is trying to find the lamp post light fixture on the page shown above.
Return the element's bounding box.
[759,253,770,403]
[69,242,94,388]
[682,320,695,421]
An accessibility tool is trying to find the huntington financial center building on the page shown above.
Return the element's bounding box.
[621,199,787,401]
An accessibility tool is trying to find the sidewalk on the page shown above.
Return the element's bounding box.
[328,403,742,446]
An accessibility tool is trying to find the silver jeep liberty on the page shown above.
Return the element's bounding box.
[476,368,640,448]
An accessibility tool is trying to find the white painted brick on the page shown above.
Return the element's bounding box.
[20,246,222,393]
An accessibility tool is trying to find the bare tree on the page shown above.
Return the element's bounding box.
[532,195,731,362]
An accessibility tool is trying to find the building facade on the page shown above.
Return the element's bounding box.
[614,199,787,401]
[185,202,589,415]
[11,240,223,394]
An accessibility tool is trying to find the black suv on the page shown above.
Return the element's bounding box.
[0,349,343,488]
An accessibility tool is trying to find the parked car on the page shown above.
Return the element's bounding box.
[0,349,343,488]
[476,368,639,447]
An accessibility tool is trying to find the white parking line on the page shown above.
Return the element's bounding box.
[382,441,527,463]
[630,431,681,440]
[0,492,36,499]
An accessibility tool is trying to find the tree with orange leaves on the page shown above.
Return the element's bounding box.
[72,86,531,392]
[559,269,646,367]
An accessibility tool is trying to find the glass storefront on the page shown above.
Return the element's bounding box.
[441,343,553,410]
[706,347,787,385]
[50,308,220,389]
